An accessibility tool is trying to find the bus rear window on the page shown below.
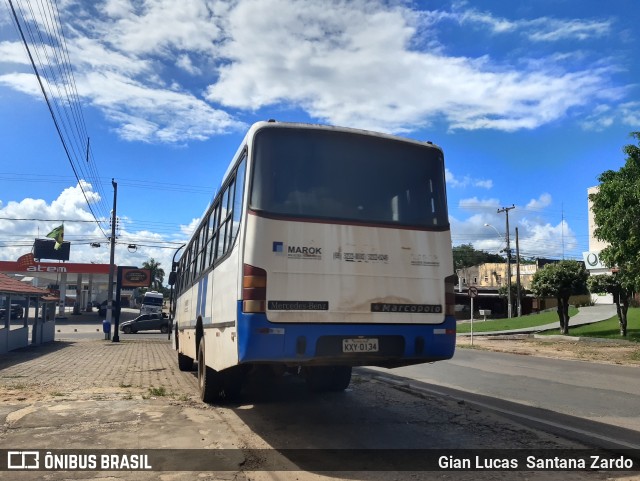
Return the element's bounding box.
[250,128,448,228]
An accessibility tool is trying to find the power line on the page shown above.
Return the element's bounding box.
[5,0,109,237]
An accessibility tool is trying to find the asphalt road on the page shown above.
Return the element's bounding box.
[365,347,640,450]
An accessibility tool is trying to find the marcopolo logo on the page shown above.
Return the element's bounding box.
[273,242,322,260]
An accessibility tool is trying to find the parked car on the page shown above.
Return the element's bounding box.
[119,314,169,334]
[0,304,24,319]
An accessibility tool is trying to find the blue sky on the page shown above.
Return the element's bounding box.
[0,0,638,277]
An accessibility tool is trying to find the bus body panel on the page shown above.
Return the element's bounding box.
[206,246,242,372]
[176,246,243,373]
[244,213,453,324]
[176,282,199,360]
[237,305,456,367]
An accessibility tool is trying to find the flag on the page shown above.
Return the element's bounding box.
[46,224,64,250]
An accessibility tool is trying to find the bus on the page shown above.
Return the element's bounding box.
[171,120,456,402]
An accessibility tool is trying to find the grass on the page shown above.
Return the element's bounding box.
[542,307,640,342]
[146,386,167,397]
[456,307,578,334]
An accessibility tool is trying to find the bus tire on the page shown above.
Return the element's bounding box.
[198,338,221,403]
[177,352,193,371]
[220,366,245,401]
[306,365,351,392]
[327,366,352,391]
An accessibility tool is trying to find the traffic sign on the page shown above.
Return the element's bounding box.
[468,286,478,298]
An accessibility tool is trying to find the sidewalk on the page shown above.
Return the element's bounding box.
[458,304,618,336]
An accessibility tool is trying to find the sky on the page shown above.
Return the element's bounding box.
[0,0,638,283]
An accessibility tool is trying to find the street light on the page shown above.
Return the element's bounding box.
[484,223,512,318]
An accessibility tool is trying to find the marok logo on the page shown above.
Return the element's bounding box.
[272,241,322,259]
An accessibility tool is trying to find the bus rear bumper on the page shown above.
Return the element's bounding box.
[236,303,456,368]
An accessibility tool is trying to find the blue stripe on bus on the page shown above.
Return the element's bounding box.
[235,302,455,364]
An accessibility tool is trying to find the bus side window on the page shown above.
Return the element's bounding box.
[198,215,209,274]
[224,180,236,253]
[216,182,231,259]
[230,158,246,246]
[205,205,217,268]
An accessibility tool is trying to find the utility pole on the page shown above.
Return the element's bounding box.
[107,179,118,341]
[516,227,521,317]
[497,204,515,318]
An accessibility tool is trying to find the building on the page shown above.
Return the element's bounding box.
[584,186,613,304]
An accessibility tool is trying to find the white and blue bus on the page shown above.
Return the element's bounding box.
[171,121,456,402]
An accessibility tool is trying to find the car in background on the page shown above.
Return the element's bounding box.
[119,313,169,334]
[97,300,107,317]
[0,304,24,319]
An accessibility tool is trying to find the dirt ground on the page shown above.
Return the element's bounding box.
[457,334,640,366]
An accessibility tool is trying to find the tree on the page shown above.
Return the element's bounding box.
[589,132,640,336]
[587,274,631,336]
[453,244,504,270]
[530,260,589,335]
[142,258,165,290]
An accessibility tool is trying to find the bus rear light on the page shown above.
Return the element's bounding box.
[444,274,456,316]
[243,264,267,313]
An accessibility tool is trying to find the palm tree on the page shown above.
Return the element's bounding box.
[142,258,165,290]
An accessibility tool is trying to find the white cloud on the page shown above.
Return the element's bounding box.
[180,218,200,238]
[581,102,640,131]
[176,54,202,75]
[204,0,617,133]
[80,70,244,142]
[456,6,611,42]
[620,102,640,127]
[526,18,611,42]
[459,197,500,210]
[518,218,577,259]
[0,41,30,65]
[526,193,552,211]
[0,0,625,141]
[446,169,492,189]
[0,72,41,97]
[0,182,187,273]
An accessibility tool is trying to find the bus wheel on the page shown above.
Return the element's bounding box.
[197,338,221,403]
[177,351,193,371]
[306,366,352,392]
[220,366,245,401]
[327,366,352,391]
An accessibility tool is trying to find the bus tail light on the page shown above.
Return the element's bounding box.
[445,274,456,316]
[243,264,267,313]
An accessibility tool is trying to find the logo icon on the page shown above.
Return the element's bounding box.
[272,241,284,253]
[8,451,39,469]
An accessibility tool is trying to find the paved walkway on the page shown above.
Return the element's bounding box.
[0,338,197,401]
[459,304,618,336]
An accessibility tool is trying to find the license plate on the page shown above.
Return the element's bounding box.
[342,338,379,353]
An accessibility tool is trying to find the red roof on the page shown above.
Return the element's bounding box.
[0,272,51,296]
